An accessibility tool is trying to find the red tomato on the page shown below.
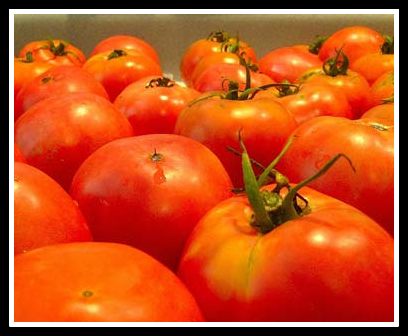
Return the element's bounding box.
[192,63,274,93]
[180,31,257,84]
[14,54,53,97]
[15,242,204,321]
[14,163,91,255]
[361,103,394,125]
[350,53,394,85]
[89,35,160,64]
[19,39,86,66]
[174,96,297,187]
[70,134,233,270]
[114,76,200,135]
[178,185,394,322]
[319,26,385,63]
[277,116,394,234]
[15,93,133,191]
[258,45,322,83]
[83,49,163,101]
[14,65,109,121]
[369,70,394,107]
[255,83,353,124]
[14,144,26,163]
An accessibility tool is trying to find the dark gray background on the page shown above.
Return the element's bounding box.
[14,14,394,79]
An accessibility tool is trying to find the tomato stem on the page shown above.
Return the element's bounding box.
[308,35,328,54]
[381,35,394,54]
[323,48,349,77]
[145,77,175,88]
[107,49,127,60]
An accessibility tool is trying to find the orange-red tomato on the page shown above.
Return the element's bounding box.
[15,242,204,321]
[14,144,26,163]
[350,53,394,85]
[361,103,394,125]
[369,70,394,107]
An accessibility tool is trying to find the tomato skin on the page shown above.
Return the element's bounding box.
[83,49,163,101]
[174,97,297,187]
[319,26,384,63]
[258,45,322,83]
[14,144,26,163]
[360,103,394,125]
[192,63,274,93]
[19,39,86,66]
[369,70,394,107]
[256,83,353,124]
[114,76,200,135]
[350,53,394,85]
[178,185,393,322]
[15,242,204,321]
[277,116,394,234]
[15,66,109,121]
[89,35,160,64]
[15,93,133,191]
[14,163,92,255]
[70,134,233,270]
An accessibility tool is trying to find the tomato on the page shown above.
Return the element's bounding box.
[192,63,273,93]
[277,116,394,234]
[350,53,394,85]
[255,83,353,124]
[15,242,204,321]
[178,184,393,322]
[369,70,394,107]
[70,134,233,270]
[19,39,86,66]
[14,65,109,121]
[114,76,200,135]
[83,49,162,101]
[89,34,160,64]
[175,94,297,187]
[258,45,322,83]
[14,144,26,163]
[14,163,91,255]
[180,31,257,84]
[14,54,53,97]
[361,103,394,125]
[15,92,133,191]
[318,26,385,63]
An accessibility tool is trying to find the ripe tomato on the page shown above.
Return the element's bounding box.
[192,63,273,93]
[318,26,385,63]
[14,163,91,255]
[14,65,109,121]
[361,103,394,125]
[15,93,133,191]
[178,184,393,322]
[14,144,26,163]
[19,39,86,66]
[350,53,394,85]
[369,70,394,107]
[175,94,297,187]
[258,45,322,83]
[14,54,53,97]
[70,134,233,270]
[15,242,204,321]
[180,31,257,84]
[114,76,200,135]
[255,83,352,124]
[83,49,162,101]
[277,116,394,234]
[89,34,160,64]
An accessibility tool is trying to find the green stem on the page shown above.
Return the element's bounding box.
[107,49,127,60]
[309,35,328,54]
[323,47,349,77]
[381,35,394,54]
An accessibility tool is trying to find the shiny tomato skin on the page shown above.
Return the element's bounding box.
[83,49,163,101]
[259,45,322,83]
[70,134,233,270]
[178,185,393,322]
[369,70,394,107]
[192,63,274,93]
[89,35,160,64]
[15,242,204,322]
[174,97,297,187]
[15,66,109,121]
[114,76,200,135]
[19,39,86,66]
[277,116,394,234]
[360,103,394,125]
[14,144,26,163]
[319,26,385,63]
[15,93,133,191]
[14,163,91,255]
[350,53,394,85]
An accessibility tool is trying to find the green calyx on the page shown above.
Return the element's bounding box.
[308,35,328,54]
[107,49,127,60]
[381,35,394,55]
[207,31,230,43]
[145,77,175,88]
[323,48,349,77]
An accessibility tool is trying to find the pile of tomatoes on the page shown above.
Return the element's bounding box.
[13,25,395,322]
